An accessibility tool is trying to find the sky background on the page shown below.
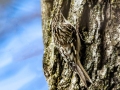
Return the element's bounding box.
[0,0,48,90]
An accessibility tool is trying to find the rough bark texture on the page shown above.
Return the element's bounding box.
[41,0,120,90]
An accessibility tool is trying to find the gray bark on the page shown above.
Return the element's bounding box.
[41,0,120,90]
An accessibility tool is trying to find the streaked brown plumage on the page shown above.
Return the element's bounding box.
[51,11,92,87]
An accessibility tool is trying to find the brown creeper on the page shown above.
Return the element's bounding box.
[51,11,92,87]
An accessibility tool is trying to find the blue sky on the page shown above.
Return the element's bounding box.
[0,0,48,90]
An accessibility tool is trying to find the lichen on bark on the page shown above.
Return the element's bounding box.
[41,0,120,90]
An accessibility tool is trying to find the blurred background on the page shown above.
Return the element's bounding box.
[0,0,48,90]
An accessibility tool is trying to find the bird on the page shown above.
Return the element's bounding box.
[51,10,92,87]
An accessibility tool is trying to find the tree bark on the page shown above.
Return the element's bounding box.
[41,0,120,90]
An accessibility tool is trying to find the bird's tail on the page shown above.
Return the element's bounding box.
[76,61,92,87]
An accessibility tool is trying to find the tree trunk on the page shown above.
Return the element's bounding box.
[41,0,120,90]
